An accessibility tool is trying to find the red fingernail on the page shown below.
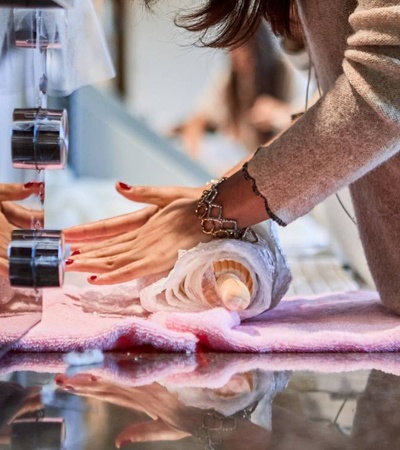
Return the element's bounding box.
[89,276,98,282]
[71,250,81,256]
[24,181,44,188]
[65,259,74,266]
[54,374,65,385]
[119,182,131,190]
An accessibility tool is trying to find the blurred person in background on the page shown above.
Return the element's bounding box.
[169,23,298,162]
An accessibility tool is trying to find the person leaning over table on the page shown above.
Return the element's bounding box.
[168,21,297,160]
[64,0,400,315]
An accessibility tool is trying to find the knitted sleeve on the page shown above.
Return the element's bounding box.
[245,0,400,225]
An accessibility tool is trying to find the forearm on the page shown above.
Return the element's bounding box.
[213,127,297,228]
[246,1,400,225]
[221,126,290,179]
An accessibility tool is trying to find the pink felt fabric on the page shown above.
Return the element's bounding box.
[4,286,400,353]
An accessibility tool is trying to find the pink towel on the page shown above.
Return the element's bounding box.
[4,287,400,353]
[1,352,400,390]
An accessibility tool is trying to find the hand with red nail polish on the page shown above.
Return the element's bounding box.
[115,182,202,208]
[0,182,43,202]
[118,182,132,191]
[62,197,212,285]
[0,182,45,275]
[55,373,100,393]
[52,372,271,450]
[53,374,197,447]
[62,183,207,284]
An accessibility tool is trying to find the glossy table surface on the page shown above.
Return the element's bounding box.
[0,351,399,450]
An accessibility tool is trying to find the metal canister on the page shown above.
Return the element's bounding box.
[11,108,68,170]
[8,229,65,288]
[11,418,66,450]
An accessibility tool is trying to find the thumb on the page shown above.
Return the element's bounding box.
[115,418,190,448]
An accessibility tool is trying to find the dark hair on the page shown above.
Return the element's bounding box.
[144,0,296,48]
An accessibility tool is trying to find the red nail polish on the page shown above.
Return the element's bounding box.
[119,182,131,190]
[71,250,81,256]
[24,181,44,189]
[65,259,74,266]
[89,276,98,282]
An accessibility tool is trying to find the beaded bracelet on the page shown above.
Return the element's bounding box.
[195,178,258,243]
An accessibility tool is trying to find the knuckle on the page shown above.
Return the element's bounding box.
[158,248,168,259]
[136,186,149,196]
[105,256,116,268]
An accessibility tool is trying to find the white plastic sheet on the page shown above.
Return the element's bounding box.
[0,0,115,97]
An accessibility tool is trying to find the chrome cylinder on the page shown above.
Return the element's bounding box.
[11,108,68,170]
[11,418,66,450]
[8,229,65,288]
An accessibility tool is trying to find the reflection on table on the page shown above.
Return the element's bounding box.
[1,352,400,449]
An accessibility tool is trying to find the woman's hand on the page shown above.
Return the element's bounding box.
[0,182,43,202]
[0,211,14,277]
[115,182,203,207]
[1,201,43,229]
[54,372,271,449]
[55,374,196,447]
[65,198,212,285]
[64,171,268,285]
[64,182,205,245]
[0,182,43,277]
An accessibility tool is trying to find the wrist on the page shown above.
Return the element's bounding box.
[214,170,269,229]
[195,173,267,242]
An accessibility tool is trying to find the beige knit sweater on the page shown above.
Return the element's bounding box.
[246,0,400,313]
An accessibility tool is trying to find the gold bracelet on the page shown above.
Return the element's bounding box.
[195,178,258,243]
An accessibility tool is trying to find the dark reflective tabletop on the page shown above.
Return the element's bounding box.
[1,352,400,450]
